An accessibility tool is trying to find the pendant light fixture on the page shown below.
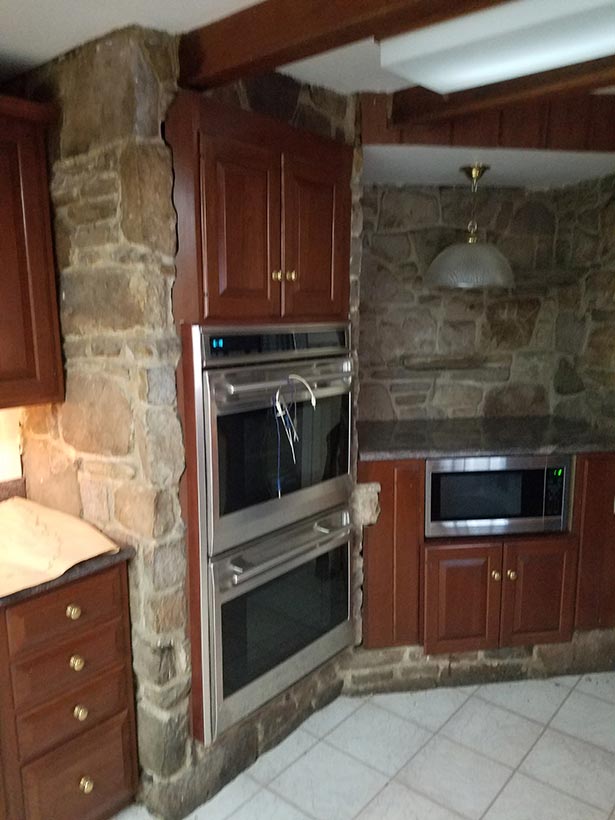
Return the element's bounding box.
[426,164,514,289]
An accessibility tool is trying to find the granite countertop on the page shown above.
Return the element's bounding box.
[358,417,615,461]
[0,547,135,608]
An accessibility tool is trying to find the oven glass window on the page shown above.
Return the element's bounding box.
[432,469,545,521]
[221,545,348,697]
[217,395,349,516]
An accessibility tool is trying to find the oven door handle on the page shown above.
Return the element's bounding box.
[228,525,351,587]
[223,375,352,399]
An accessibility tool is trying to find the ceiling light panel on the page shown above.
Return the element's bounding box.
[380,0,615,94]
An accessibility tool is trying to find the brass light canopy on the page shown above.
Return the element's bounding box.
[425,163,514,289]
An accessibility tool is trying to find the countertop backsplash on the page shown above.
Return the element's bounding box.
[358,175,615,429]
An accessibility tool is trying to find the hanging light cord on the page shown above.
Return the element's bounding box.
[467,166,479,245]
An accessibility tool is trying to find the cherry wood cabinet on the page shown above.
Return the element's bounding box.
[166,91,352,326]
[0,557,137,820]
[425,542,502,654]
[0,97,63,409]
[500,536,578,647]
[424,535,578,654]
[358,460,423,648]
[574,453,615,629]
[200,134,282,320]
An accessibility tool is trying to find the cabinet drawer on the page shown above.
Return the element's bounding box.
[11,618,126,710]
[22,710,136,820]
[16,665,128,763]
[6,567,123,657]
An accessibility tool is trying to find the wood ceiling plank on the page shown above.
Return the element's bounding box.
[391,55,615,125]
[179,0,510,88]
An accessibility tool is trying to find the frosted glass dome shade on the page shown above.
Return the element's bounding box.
[426,241,514,289]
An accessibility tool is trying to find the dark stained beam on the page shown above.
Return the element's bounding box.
[392,55,615,125]
[180,0,511,88]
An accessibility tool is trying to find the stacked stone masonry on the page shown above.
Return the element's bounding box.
[359,179,615,425]
[11,21,615,820]
[9,26,363,820]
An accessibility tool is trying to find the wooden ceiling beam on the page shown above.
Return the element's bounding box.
[391,55,615,125]
[179,0,510,88]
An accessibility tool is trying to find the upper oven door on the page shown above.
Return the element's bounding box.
[203,356,353,555]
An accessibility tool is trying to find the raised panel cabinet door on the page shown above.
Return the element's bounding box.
[574,454,615,629]
[358,460,423,648]
[282,149,351,320]
[500,537,578,647]
[0,114,63,408]
[424,543,502,654]
[200,134,281,320]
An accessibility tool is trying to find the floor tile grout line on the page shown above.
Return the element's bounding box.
[477,672,580,820]
[468,691,556,727]
[264,779,322,820]
[245,727,319,788]
[567,682,615,708]
[388,776,476,820]
[359,694,453,735]
[513,768,613,815]
[538,721,615,758]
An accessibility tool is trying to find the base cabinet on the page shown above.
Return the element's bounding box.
[358,460,422,648]
[574,454,615,629]
[424,536,578,655]
[500,538,578,647]
[424,543,502,654]
[0,561,137,820]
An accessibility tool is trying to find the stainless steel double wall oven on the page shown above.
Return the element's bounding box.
[189,324,354,743]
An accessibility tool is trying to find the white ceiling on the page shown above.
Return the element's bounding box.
[364,145,615,189]
[2,0,614,189]
[280,39,409,95]
[0,0,257,79]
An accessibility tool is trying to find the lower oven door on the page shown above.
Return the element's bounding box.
[209,508,352,739]
[204,356,353,556]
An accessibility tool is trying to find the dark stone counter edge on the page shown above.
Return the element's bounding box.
[0,547,135,608]
[360,441,615,461]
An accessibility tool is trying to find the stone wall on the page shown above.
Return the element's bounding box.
[550,174,615,428]
[12,28,362,819]
[359,184,578,420]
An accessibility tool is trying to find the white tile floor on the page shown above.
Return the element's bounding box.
[116,671,615,820]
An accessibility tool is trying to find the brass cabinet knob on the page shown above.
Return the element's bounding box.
[507,569,518,581]
[73,704,89,722]
[285,270,297,282]
[491,570,502,581]
[66,604,82,621]
[271,270,283,282]
[70,654,85,672]
[79,776,94,795]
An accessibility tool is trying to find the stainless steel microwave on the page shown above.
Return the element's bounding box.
[425,455,572,538]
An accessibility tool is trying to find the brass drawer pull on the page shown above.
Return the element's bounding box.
[285,270,297,282]
[73,704,89,722]
[70,654,85,672]
[491,570,502,581]
[79,776,94,795]
[271,270,283,282]
[66,604,82,621]
[507,569,518,581]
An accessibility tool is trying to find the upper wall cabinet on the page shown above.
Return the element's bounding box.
[166,92,352,325]
[0,97,63,409]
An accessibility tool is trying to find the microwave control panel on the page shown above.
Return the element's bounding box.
[545,466,566,516]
